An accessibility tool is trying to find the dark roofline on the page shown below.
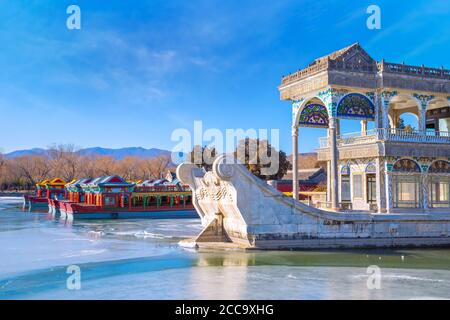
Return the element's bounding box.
[280,43,450,87]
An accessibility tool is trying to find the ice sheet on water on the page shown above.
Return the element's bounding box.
[0,197,24,206]
[8,265,450,300]
[0,206,200,277]
[351,272,447,283]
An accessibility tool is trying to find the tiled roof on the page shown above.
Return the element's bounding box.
[281,168,326,184]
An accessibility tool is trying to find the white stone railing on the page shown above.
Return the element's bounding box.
[380,61,450,80]
[318,128,450,148]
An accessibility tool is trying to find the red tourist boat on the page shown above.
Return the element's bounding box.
[49,174,197,219]
[47,178,92,214]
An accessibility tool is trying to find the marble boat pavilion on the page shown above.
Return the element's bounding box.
[279,43,450,213]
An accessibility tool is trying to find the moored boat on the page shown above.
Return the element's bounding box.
[56,174,197,219]
[23,178,67,209]
[48,178,92,214]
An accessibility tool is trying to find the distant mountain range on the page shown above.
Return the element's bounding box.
[4,147,171,160]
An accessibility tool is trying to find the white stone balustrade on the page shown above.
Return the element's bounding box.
[318,128,450,148]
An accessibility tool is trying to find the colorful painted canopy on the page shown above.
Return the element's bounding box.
[337,93,375,120]
[298,104,329,128]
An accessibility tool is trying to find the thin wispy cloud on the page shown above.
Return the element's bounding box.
[0,0,448,153]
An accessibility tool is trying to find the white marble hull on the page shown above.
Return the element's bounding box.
[177,155,450,249]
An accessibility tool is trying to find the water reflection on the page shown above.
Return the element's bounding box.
[192,249,450,271]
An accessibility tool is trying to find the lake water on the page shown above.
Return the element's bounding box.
[1,197,450,300]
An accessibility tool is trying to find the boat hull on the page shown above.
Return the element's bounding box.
[58,200,198,219]
[64,209,198,220]
[23,195,50,208]
[177,155,450,250]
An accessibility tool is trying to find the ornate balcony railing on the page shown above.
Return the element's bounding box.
[318,128,450,148]
[379,61,450,80]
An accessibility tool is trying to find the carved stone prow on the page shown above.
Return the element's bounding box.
[177,155,450,250]
[195,212,232,243]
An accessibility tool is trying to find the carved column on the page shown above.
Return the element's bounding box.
[385,171,393,214]
[329,117,339,211]
[292,126,299,201]
[374,92,381,129]
[419,108,427,134]
[380,91,397,138]
[361,120,367,136]
[326,161,331,202]
[422,174,429,212]
[376,158,386,213]
[414,94,434,135]
[291,99,304,201]
[381,97,390,130]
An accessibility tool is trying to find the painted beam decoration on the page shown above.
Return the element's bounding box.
[291,98,305,124]
[413,93,435,108]
[318,88,336,117]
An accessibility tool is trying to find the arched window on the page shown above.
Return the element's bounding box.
[428,160,450,208]
[337,93,375,120]
[365,163,377,174]
[365,163,377,204]
[392,159,421,208]
[298,104,329,128]
[341,165,350,175]
[340,165,351,202]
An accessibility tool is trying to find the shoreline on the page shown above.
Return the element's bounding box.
[0,192,30,197]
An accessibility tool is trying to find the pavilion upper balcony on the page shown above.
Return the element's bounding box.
[318,128,450,149]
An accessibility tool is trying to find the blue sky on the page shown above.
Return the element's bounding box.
[0,0,449,154]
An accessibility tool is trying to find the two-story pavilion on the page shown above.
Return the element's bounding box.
[279,43,450,213]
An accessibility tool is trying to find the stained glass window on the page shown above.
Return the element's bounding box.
[298,104,329,128]
[337,93,375,120]
[428,160,450,173]
[392,159,421,173]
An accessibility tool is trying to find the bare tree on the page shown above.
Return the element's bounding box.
[13,155,51,186]
[79,155,99,178]
[147,156,171,179]
[49,144,81,179]
[116,156,141,180]
[94,156,117,176]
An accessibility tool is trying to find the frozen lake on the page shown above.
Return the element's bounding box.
[1,197,450,300]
